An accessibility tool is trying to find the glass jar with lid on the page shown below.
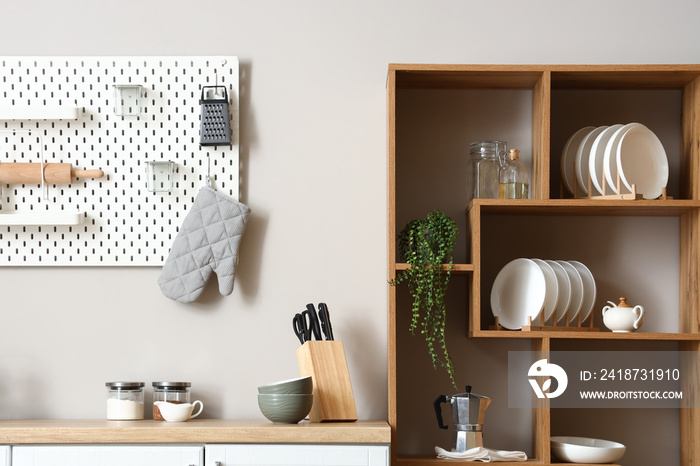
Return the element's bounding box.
[105,382,145,420]
[468,140,507,201]
[152,382,191,420]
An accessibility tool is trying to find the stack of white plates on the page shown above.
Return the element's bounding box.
[560,123,669,199]
[490,258,596,330]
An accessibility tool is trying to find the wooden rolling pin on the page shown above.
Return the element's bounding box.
[0,163,104,184]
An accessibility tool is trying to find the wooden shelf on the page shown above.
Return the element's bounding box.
[0,419,390,445]
[470,330,700,340]
[470,198,700,216]
[397,455,545,465]
[395,263,474,273]
[397,458,620,466]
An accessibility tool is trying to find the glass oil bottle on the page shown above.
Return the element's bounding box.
[498,149,530,199]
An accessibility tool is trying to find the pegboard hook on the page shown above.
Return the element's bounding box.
[206,154,211,188]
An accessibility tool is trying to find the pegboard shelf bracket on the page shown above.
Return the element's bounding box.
[0,211,83,226]
[0,106,79,120]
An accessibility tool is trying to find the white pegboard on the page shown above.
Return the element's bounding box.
[0,56,239,266]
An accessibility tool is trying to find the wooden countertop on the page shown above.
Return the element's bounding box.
[0,419,390,445]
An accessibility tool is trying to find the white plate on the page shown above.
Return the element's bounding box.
[561,126,595,196]
[588,124,623,195]
[531,259,558,324]
[575,126,608,196]
[616,123,669,199]
[491,258,546,330]
[545,260,571,325]
[555,260,583,324]
[568,260,596,323]
[603,123,639,194]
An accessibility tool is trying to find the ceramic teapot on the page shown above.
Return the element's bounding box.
[602,297,644,333]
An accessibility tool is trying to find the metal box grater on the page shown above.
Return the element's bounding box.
[200,86,232,146]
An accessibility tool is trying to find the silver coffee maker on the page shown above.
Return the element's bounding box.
[434,385,492,452]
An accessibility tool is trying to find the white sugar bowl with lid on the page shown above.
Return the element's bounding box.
[602,297,644,333]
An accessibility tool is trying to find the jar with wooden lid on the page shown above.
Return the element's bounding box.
[152,381,191,420]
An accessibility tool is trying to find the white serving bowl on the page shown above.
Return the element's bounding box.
[551,436,626,463]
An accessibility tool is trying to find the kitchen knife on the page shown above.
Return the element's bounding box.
[304,303,323,340]
[318,302,334,340]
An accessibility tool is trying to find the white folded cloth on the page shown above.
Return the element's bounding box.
[435,446,528,462]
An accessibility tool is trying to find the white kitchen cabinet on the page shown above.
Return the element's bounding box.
[12,445,204,466]
[1,446,9,466]
[205,445,390,466]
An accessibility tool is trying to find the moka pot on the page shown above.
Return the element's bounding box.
[434,385,492,452]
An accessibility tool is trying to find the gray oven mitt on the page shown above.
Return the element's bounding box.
[158,187,250,303]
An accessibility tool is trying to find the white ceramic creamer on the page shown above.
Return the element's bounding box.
[154,400,203,422]
[602,297,644,333]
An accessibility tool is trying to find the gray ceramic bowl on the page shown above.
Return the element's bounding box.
[258,376,313,394]
[257,393,313,424]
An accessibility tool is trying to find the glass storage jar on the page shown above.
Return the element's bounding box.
[105,382,145,420]
[468,140,507,201]
[152,381,191,420]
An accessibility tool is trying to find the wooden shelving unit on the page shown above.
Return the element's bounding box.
[387,64,700,466]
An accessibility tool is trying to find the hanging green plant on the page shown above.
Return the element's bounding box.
[390,210,458,387]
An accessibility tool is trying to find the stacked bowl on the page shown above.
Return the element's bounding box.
[257,376,313,424]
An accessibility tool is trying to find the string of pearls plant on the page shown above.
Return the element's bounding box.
[390,210,458,387]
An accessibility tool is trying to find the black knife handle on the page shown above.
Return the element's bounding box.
[318,302,334,340]
[304,303,323,340]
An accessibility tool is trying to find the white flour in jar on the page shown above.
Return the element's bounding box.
[106,398,144,420]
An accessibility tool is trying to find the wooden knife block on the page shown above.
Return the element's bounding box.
[296,340,357,422]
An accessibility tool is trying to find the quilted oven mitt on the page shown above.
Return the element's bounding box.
[158,186,251,303]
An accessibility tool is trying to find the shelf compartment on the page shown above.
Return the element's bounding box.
[469,199,698,336]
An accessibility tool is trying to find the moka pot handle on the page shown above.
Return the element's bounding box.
[433,395,449,429]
